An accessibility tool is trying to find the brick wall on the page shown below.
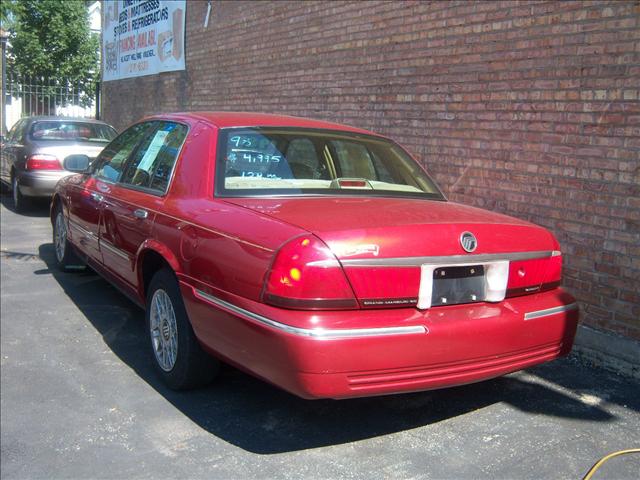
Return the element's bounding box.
[103,1,640,339]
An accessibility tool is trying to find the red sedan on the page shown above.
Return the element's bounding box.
[51,112,579,399]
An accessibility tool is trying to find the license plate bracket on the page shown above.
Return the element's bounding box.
[417,260,509,310]
[431,265,485,306]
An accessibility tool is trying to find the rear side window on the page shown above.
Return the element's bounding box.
[119,122,188,194]
[94,123,152,182]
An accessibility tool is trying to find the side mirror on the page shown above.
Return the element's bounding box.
[64,154,91,173]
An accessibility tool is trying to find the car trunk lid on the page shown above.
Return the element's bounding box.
[226,197,559,308]
[32,141,108,169]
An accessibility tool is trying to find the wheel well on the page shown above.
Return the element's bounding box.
[50,194,61,224]
[140,250,173,299]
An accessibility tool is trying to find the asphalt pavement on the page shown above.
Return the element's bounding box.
[1,192,639,480]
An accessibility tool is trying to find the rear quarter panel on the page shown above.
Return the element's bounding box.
[142,120,301,339]
[153,198,301,301]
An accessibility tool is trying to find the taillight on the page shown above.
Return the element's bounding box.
[506,252,562,297]
[263,235,358,310]
[26,154,62,170]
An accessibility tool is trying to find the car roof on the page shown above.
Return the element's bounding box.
[145,111,384,137]
[24,116,115,126]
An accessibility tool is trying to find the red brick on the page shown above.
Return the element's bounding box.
[103,0,640,341]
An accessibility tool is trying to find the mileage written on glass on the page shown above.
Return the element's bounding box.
[226,134,287,179]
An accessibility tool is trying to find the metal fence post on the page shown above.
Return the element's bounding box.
[1,30,7,135]
[95,80,101,119]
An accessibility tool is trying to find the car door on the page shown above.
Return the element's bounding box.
[66,122,152,264]
[99,121,188,288]
[0,121,16,181]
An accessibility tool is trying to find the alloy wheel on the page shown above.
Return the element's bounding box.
[150,289,179,372]
[12,177,19,207]
[54,212,67,263]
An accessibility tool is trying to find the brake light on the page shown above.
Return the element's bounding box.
[338,179,367,188]
[543,253,562,284]
[26,154,62,170]
[506,252,562,297]
[263,236,358,310]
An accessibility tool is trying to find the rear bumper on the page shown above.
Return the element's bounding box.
[17,170,72,197]
[181,282,579,399]
[297,337,569,398]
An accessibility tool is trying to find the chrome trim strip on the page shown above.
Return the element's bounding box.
[68,219,98,240]
[341,250,554,267]
[100,240,130,261]
[193,289,427,339]
[524,303,578,321]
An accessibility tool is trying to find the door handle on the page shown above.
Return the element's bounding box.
[133,209,148,219]
[90,192,104,202]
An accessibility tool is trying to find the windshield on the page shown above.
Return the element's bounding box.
[215,128,444,199]
[29,121,117,142]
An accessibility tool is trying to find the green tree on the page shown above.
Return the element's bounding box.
[5,0,99,112]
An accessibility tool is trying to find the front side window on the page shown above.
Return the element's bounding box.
[119,122,188,193]
[30,121,116,142]
[94,123,152,182]
[215,128,444,200]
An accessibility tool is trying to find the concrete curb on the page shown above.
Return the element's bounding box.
[573,324,640,379]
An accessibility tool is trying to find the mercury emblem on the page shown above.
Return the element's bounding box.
[460,232,478,253]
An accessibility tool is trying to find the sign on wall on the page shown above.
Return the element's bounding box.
[102,0,186,82]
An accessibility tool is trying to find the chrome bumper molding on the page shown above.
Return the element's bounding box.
[193,289,427,339]
[524,303,578,321]
[341,250,559,268]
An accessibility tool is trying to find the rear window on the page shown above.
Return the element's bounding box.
[29,121,117,142]
[215,128,444,200]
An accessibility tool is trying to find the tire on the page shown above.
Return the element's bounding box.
[52,206,82,271]
[146,269,220,390]
[12,175,29,212]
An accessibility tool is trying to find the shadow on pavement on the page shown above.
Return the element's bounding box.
[522,356,640,414]
[0,191,51,218]
[37,242,617,454]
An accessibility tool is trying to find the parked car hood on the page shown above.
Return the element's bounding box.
[223,197,557,258]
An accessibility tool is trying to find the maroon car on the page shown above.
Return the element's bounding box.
[51,112,579,399]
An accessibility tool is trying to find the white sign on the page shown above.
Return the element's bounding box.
[138,130,169,171]
[102,0,185,81]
